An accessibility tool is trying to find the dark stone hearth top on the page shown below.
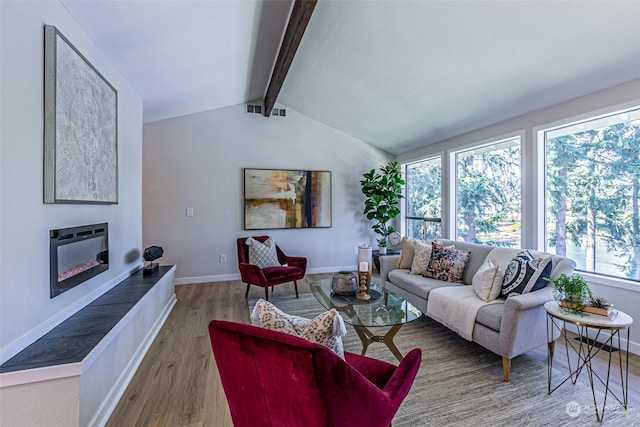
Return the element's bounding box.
[0,266,174,374]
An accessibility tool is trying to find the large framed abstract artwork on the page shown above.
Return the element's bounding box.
[244,168,332,230]
[43,24,118,204]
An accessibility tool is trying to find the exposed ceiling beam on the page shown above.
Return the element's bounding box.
[263,0,317,117]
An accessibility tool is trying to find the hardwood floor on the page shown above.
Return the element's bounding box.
[106,275,640,426]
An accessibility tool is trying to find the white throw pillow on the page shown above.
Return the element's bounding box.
[245,237,280,268]
[250,299,347,358]
[472,260,503,302]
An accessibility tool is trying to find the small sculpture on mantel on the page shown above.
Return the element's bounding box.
[143,246,163,275]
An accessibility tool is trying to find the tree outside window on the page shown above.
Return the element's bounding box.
[455,138,521,247]
[405,158,441,240]
[545,108,640,281]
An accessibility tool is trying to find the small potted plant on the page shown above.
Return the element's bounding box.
[376,237,388,253]
[548,273,593,314]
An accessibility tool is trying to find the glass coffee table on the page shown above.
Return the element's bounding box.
[310,278,422,361]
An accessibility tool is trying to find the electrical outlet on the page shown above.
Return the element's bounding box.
[219,254,227,263]
[354,247,358,255]
[186,207,193,217]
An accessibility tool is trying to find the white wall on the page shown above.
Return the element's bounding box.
[0,1,144,361]
[397,78,640,353]
[143,105,391,283]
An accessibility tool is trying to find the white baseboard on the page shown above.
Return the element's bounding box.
[174,265,357,286]
[174,273,240,285]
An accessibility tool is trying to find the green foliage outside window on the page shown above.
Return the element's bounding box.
[403,107,640,283]
[546,114,640,281]
[405,158,441,240]
[456,140,521,247]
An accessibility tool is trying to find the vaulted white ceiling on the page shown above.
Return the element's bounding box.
[61,0,640,155]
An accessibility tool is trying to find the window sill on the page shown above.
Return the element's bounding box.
[578,271,640,293]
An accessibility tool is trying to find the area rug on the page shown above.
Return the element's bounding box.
[249,294,639,427]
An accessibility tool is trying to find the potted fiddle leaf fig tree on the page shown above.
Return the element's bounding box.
[360,161,404,254]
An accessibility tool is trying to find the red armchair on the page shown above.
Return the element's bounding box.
[237,236,307,301]
[209,320,422,427]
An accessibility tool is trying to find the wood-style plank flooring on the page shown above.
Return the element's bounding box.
[106,275,639,426]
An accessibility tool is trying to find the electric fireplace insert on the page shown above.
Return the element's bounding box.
[50,223,109,298]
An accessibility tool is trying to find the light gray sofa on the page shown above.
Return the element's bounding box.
[379,239,576,381]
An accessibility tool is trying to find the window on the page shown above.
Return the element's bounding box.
[543,107,640,282]
[405,157,441,240]
[455,137,521,247]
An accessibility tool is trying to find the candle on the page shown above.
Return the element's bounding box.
[359,261,368,272]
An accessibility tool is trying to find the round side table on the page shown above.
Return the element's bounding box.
[544,301,633,422]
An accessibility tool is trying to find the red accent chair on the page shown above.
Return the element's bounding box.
[237,236,307,301]
[209,320,422,427]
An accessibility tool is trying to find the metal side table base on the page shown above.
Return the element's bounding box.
[545,301,632,422]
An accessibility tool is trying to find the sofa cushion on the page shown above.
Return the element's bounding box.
[475,303,504,332]
[441,240,495,285]
[501,251,553,297]
[472,260,503,301]
[484,247,521,272]
[424,244,471,283]
[262,266,304,282]
[397,236,419,269]
[388,269,462,299]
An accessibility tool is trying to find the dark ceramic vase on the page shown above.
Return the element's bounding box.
[331,271,358,296]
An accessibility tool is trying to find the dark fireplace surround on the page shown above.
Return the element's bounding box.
[50,223,109,298]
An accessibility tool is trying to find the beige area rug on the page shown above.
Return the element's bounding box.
[249,294,639,427]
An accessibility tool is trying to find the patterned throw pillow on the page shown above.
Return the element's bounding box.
[409,240,435,274]
[501,251,552,298]
[246,237,280,268]
[424,243,471,283]
[250,299,347,358]
[472,260,503,302]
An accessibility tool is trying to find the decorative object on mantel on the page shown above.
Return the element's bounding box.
[43,25,118,204]
[360,161,404,253]
[243,168,331,230]
[331,271,358,296]
[143,246,164,275]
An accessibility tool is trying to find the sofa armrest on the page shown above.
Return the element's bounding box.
[499,286,558,359]
[379,255,400,283]
[504,286,555,311]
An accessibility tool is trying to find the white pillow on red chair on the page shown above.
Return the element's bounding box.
[250,299,347,358]
[245,237,280,268]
